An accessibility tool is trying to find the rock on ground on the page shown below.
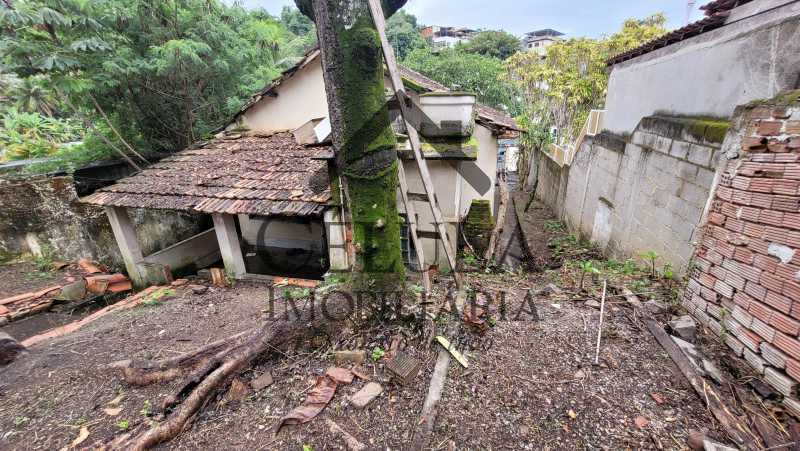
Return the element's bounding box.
[350,382,383,409]
[0,331,25,366]
[668,315,697,343]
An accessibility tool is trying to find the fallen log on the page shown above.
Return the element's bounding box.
[0,285,61,306]
[484,176,509,264]
[643,318,759,449]
[22,286,163,348]
[105,294,352,450]
[409,348,451,450]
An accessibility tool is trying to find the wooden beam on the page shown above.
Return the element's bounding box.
[366,0,460,287]
[105,206,144,286]
[212,214,247,278]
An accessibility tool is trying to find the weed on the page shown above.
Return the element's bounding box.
[622,259,639,275]
[303,446,314,451]
[140,400,152,417]
[371,346,385,362]
[630,279,649,293]
[141,288,176,307]
[117,420,130,431]
[544,220,565,232]
[283,287,311,300]
[462,249,478,267]
[578,261,600,291]
[641,250,660,278]
[33,244,55,272]
[14,416,30,427]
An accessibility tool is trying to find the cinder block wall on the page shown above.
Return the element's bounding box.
[533,116,726,273]
[684,92,800,414]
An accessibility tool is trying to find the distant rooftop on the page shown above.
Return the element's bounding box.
[525,29,564,37]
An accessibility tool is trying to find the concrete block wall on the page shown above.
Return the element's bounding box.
[684,94,800,412]
[533,116,725,273]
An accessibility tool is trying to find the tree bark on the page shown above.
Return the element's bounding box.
[297,0,407,284]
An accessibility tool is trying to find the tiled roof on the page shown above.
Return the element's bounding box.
[82,133,331,217]
[606,0,751,66]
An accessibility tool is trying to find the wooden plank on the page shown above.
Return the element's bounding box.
[397,163,431,293]
[0,286,62,306]
[366,0,460,287]
[484,176,509,263]
[643,318,758,449]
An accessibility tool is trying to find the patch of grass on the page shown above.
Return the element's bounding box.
[33,244,55,272]
[371,346,385,362]
[117,420,130,431]
[14,416,30,427]
[283,287,311,300]
[140,288,176,307]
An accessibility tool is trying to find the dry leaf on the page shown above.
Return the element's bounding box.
[567,409,578,419]
[325,367,354,385]
[274,375,339,434]
[103,407,123,417]
[650,393,665,405]
[107,394,125,406]
[634,416,649,429]
[71,426,89,448]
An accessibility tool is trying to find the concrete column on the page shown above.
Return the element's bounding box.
[324,207,349,271]
[105,206,144,285]
[212,213,247,278]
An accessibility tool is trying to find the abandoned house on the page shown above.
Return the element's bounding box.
[82,48,519,287]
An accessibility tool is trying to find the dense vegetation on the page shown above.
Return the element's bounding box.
[0,0,316,171]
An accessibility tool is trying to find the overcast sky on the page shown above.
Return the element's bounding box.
[231,0,706,38]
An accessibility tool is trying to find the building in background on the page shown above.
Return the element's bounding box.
[522,29,564,56]
[420,25,477,50]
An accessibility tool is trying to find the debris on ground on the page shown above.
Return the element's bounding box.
[333,350,366,364]
[349,382,383,409]
[435,336,468,368]
[0,331,25,365]
[251,372,274,391]
[668,315,697,343]
[275,370,350,433]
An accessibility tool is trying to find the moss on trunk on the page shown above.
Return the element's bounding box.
[298,0,406,285]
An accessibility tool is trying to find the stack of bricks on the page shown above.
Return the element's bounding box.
[684,92,800,415]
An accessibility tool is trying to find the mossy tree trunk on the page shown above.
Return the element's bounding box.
[297,0,407,284]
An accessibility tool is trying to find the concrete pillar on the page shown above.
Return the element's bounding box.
[212,213,247,278]
[324,207,349,271]
[105,206,144,286]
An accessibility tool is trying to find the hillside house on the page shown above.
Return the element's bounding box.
[83,48,519,287]
[521,29,563,56]
[420,25,478,50]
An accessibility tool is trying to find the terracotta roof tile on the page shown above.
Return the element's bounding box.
[82,133,331,217]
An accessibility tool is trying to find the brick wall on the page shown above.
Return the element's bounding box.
[684,92,800,414]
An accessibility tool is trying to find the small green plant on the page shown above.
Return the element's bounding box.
[33,245,55,272]
[303,445,314,451]
[630,279,649,293]
[641,250,660,278]
[578,261,600,291]
[622,259,639,275]
[283,287,311,300]
[544,220,565,232]
[662,263,675,284]
[140,400,152,417]
[462,249,478,266]
[141,288,176,306]
[117,420,130,431]
[371,346,385,362]
[14,416,30,427]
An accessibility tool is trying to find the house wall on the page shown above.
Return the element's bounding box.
[683,94,800,416]
[0,176,209,270]
[533,116,724,273]
[604,0,800,135]
[239,62,329,133]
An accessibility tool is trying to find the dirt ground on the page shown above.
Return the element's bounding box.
[0,204,787,450]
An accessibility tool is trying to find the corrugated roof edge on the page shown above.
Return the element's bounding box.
[232,46,520,135]
[606,0,753,67]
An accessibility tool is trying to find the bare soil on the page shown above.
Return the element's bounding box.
[0,205,786,450]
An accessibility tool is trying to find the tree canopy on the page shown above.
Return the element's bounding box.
[0,1,315,169]
[505,13,668,145]
[460,30,520,60]
[403,47,522,116]
[386,10,427,60]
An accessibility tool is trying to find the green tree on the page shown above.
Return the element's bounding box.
[505,13,667,144]
[461,30,520,60]
[386,10,426,60]
[1,0,310,169]
[403,47,521,116]
[280,5,314,36]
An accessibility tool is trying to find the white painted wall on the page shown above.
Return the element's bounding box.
[239,62,330,133]
[604,0,800,134]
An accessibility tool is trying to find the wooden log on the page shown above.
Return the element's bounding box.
[0,332,26,366]
[484,176,509,264]
[643,318,758,449]
[0,285,61,306]
[409,348,451,450]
